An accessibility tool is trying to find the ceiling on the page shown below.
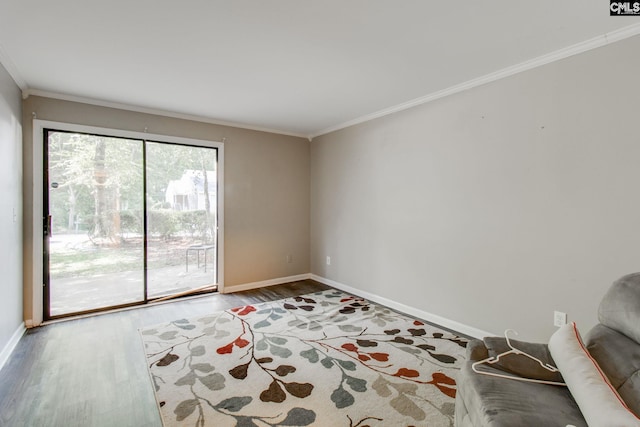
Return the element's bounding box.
[1,1,639,138]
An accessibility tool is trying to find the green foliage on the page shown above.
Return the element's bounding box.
[147,209,179,240]
[47,131,217,245]
[146,209,214,242]
[176,210,212,241]
[119,210,143,235]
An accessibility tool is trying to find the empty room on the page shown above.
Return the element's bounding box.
[1,2,640,426]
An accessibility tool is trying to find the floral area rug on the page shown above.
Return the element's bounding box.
[140,289,468,426]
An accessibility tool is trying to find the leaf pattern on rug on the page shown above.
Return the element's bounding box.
[141,290,468,426]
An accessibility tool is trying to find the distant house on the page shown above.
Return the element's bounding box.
[165,170,216,211]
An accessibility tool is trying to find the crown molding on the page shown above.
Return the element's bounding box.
[10,22,640,140]
[309,23,640,139]
[0,42,27,90]
[23,88,309,139]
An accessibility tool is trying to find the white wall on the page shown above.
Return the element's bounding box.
[311,35,640,342]
[0,61,23,357]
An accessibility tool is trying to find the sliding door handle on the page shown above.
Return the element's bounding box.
[44,215,52,237]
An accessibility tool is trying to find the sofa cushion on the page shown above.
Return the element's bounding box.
[458,339,586,427]
[457,360,586,427]
[549,322,640,426]
[482,336,564,383]
[599,272,640,345]
[586,323,640,417]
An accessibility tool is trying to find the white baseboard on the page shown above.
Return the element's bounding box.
[310,274,492,339]
[222,273,312,294]
[221,272,491,339]
[0,322,26,372]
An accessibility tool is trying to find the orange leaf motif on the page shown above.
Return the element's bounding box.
[238,306,256,316]
[370,352,389,362]
[435,384,456,398]
[341,343,358,352]
[235,338,250,348]
[216,343,234,354]
[428,372,457,398]
[432,372,456,385]
[394,368,420,378]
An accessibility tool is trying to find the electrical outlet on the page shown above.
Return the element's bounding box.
[286,254,293,263]
[553,311,567,327]
[326,256,331,266]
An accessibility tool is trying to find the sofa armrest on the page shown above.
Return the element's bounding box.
[466,339,489,361]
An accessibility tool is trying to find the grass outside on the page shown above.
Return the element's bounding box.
[49,236,212,279]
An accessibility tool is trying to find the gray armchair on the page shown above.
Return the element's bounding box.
[455,272,640,426]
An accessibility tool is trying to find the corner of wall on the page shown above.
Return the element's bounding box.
[0,323,25,373]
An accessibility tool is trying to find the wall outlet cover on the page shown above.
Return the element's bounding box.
[554,311,567,327]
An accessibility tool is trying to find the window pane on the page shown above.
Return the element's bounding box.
[145,142,218,298]
[47,132,144,316]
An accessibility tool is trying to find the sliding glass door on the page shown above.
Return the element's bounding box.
[44,130,218,319]
[145,141,218,299]
[45,131,145,317]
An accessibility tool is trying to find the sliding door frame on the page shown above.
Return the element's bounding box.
[31,119,225,325]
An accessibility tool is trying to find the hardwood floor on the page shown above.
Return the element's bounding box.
[0,280,330,427]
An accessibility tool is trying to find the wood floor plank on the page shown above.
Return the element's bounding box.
[0,280,330,427]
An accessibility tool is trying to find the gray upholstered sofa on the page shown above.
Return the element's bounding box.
[455,272,640,426]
